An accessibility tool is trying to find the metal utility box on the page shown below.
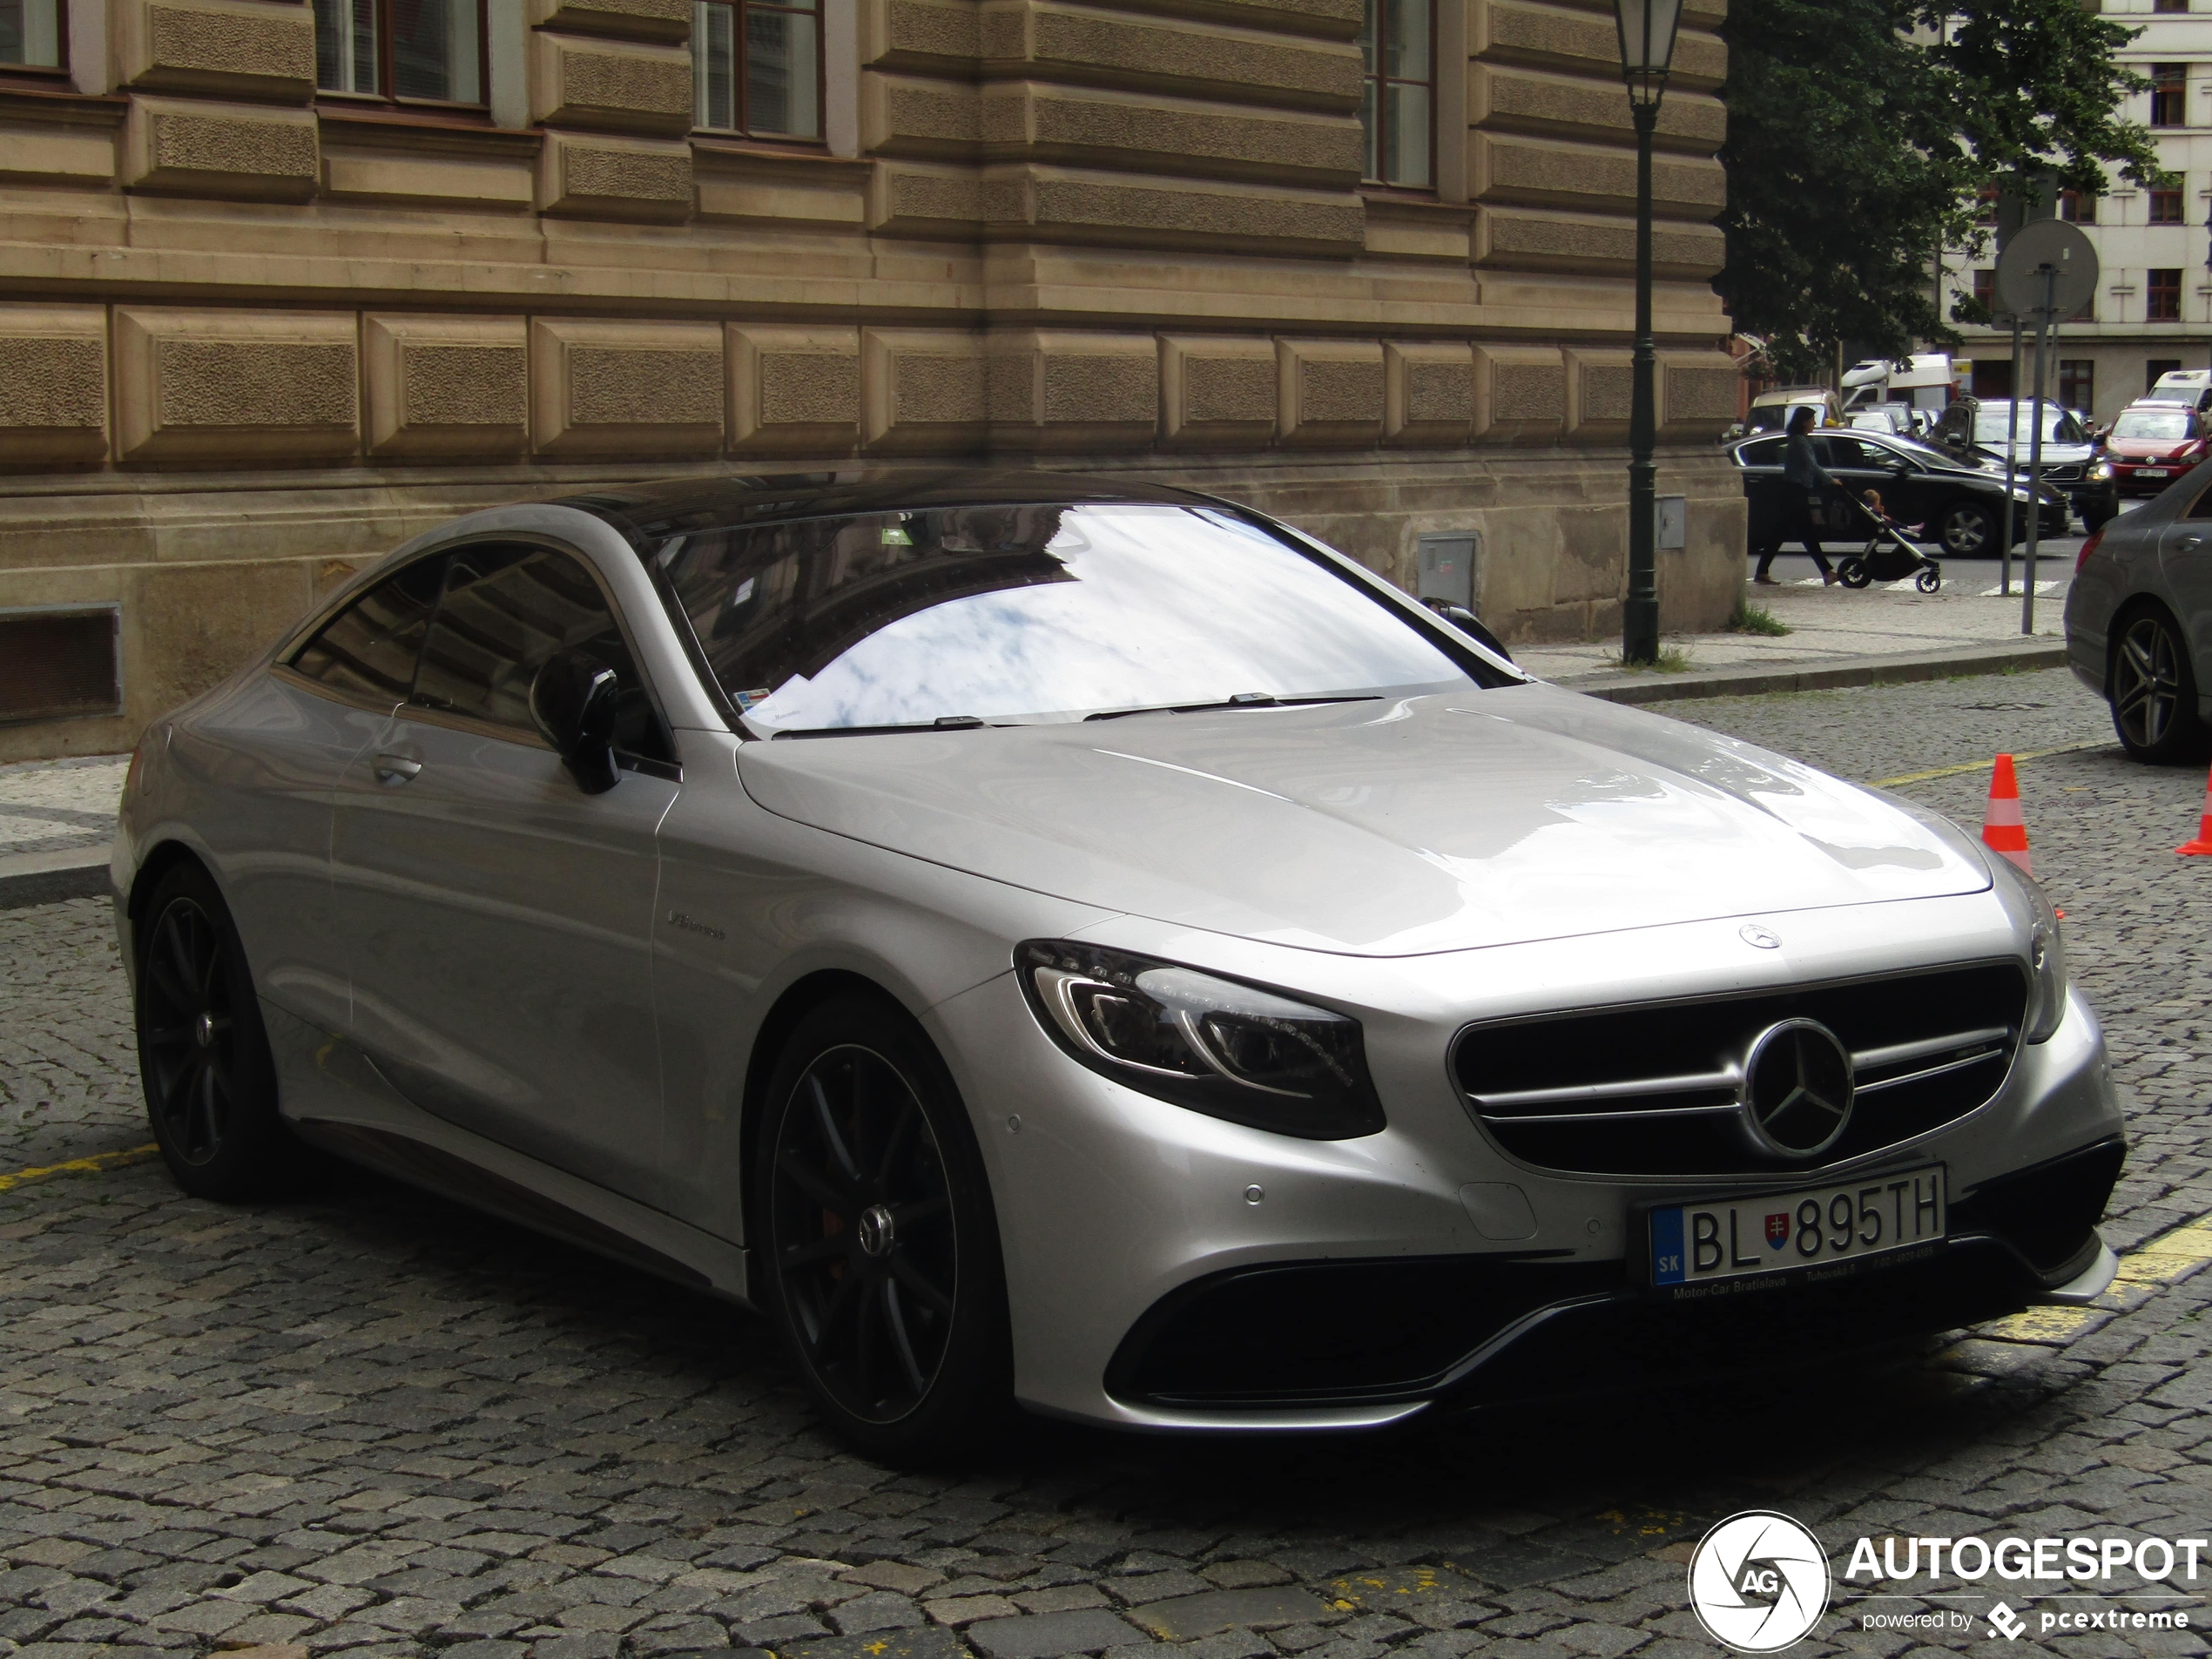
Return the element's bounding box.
[1415,533,1477,610]
[1655,496,1687,552]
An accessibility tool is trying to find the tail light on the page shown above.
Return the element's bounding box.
[2077,526,2106,572]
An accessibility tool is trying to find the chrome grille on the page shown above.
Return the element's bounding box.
[1453,963,2027,1177]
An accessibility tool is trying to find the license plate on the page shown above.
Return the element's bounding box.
[2141,468,2171,478]
[1647,1166,1946,1299]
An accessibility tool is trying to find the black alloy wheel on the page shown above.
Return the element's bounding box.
[1938,501,1995,558]
[758,995,1010,1457]
[2110,606,2209,764]
[134,861,301,1199]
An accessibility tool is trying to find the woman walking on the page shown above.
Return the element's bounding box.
[1754,406,1840,585]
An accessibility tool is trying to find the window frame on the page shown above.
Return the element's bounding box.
[2152,185,2185,224]
[0,0,70,84]
[691,0,828,147]
[1359,0,1437,193]
[2149,267,2185,322]
[277,536,680,774]
[2059,360,2094,414]
[311,0,491,116]
[2152,63,2188,128]
[2060,190,2096,224]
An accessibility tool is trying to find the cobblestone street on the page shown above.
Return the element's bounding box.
[8,668,2212,1659]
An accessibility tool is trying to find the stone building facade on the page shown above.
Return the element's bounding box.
[0,0,1737,762]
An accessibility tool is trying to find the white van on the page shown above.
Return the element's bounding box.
[2149,368,2212,415]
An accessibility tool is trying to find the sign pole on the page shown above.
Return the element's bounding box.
[2001,317,2022,597]
[2022,266,2054,637]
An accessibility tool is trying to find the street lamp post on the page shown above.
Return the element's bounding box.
[1613,0,1683,666]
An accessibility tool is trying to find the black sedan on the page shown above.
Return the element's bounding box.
[1730,431,2069,561]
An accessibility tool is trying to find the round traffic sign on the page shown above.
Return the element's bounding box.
[1995,219,2099,318]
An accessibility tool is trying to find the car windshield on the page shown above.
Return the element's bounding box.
[1970,403,2085,444]
[2114,408,2194,441]
[652,502,1499,733]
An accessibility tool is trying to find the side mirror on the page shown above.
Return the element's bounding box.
[1422,599,1514,664]
[530,649,623,795]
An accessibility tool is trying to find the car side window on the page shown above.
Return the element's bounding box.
[290,555,448,703]
[1738,438,1784,466]
[410,543,672,763]
[2186,481,2212,521]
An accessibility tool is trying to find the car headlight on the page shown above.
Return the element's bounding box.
[1015,941,1386,1138]
[1989,860,2068,1043]
[2089,460,2113,482]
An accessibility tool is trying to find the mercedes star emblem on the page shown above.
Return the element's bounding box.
[1738,1019,1855,1158]
[1739,923,1781,950]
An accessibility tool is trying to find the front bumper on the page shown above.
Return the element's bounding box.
[930,894,2125,1433]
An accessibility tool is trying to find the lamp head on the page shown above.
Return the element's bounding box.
[1615,0,1684,108]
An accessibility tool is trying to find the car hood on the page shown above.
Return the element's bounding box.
[734,687,1990,956]
[1968,440,2094,464]
[2108,439,2195,459]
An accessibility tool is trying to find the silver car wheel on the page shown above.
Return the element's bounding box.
[1939,502,1993,557]
[768,1043,959,1426]
[2114,612,2185,752]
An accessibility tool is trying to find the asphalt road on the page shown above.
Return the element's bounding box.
[5,668,2212,1659]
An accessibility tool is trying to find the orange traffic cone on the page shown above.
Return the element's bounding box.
[2178,762,2212,855]
[1982,754,2032,876]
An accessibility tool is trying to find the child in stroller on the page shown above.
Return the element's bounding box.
[1837,489,1942,592]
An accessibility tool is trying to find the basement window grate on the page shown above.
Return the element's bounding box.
[0,606,121,725]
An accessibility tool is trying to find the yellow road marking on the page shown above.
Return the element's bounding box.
[0,1143,158,1192]
[1867,738,2109,790]
[1984,1217,2212,1344]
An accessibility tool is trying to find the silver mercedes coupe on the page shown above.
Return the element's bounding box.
[115,471,2125,1454]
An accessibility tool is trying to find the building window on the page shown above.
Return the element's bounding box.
[2061,190,2097,224]
[1359,0,1433,189]
[2153,185,2186,222]
[2150,358,2184,393]
[2153,64,2187,126]
[1974,185,1999,226]
[2060,361,2094,413]
[2150,267,2184,320]
[1973,269,1996,313]
[694,0,822,140]
[314,0,483,105]
[2156,0,2189,13]
[0,0,64,69]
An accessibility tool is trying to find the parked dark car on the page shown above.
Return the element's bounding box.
[2066,464,2212,762]
[1932,396,2117,530]
[1730,431,2067,561]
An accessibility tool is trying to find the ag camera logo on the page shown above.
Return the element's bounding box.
[1689,1511,1831,1652]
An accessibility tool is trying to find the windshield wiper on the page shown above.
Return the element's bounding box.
[1083,693,1380,723]
[769,715,986,739]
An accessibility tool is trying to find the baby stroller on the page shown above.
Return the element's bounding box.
[1835,489,1941,592]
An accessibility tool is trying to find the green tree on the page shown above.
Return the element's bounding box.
[1716,0,2159,383]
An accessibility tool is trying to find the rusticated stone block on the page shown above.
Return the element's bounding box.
[532,33,694,135]
[1277,338,1381,446]
[988,330,1156,451]
[1662,350,1742,436]
[364,315,529,459]
[1476,208,1724,277]
[117,0,316,102]
[1564,347,1635,443]
[861,74,983,157]
[114,308,358,465]
[867,161,985,233]
[538,131,693,219]
[1474,134,1725,218]
[1015,167,1365,253]
[1476,2,1726,85]
[531,319,724,457]
[1384,341,1474,447]
[729,325,861,454]
[863,328,988,454]
[988,84,1360,185]
[122,98,317,199]
[527,0,691,43]
[1472,343,1566,442]
[1472,64,1726,151]
[1161,335,1276,448]
[870,0,982,67]
[0,305,110,469]
[1006,6,1363,107]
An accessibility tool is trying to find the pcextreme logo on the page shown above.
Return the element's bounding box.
[1688,1512,1831,1653]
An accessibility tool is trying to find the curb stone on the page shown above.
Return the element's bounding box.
[1549,640,2071,706]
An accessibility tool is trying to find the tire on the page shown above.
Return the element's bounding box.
[134,860,306,1200]
[754,993,1013,1459]
[1937,500,1997,559]
[2108,605,2209,764]
[1915,567,1940,594]
[1838,557,1871,590]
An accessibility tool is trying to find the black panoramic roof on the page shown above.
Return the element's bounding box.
[556,468,1226,546]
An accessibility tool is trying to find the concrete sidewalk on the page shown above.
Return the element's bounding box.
[1518,566,2074,704]
[0,753,125,907]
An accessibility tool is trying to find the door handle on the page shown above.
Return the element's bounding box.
[2182,536,2205,550]
[373,754,422,786]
